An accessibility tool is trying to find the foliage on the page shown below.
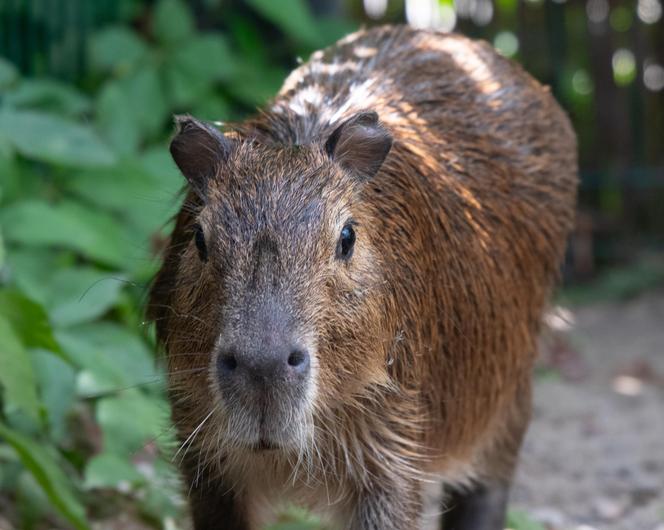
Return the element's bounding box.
[559,256,664,306]
[506,510,547,530]
[0,0,352,528]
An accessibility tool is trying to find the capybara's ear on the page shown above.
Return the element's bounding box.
[170,115,234,198]
[325,111,392,181]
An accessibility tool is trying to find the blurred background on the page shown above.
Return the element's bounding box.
[0,1,662,529]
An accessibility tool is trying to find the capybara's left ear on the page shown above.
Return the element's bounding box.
[325,111,392,181]
[170,114,235,199]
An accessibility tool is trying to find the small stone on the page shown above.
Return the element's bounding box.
[593,496,628,520]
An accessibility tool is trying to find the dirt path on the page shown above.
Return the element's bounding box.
[511,289,664,530]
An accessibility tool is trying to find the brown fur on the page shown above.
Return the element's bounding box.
[148,25,577,529]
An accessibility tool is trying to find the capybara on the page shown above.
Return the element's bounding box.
[148,24,577,530]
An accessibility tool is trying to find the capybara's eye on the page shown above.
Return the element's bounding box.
[193,223,208,262]
[337,223,356,260]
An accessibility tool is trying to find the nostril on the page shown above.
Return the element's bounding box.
[287,350,309,371]
[218,354,238,375]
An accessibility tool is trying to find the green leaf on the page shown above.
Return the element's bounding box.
[4,248,64,307]
[96,67,169,152]
[0,228,4,268]
[96,390,168,456]
[0,290,60,354]
[246,0,322,47]
[46,267,126,328]
[267,505,324,530]
[153,0,195,46]
[0,316,41,421]
[0,200,136,269]
[16,470,53,528]
[315,17,358,45]
[192,93,231,122]
[31,349,76,442]
[94,82,142,156]
[0,109,116,168]
[165,34,236,107]
[3,80,91,117]
[495,0,518,16]
[227,62,287,106]
[66,159,181,241]
[89,26,149,75]
[0,154,40,205]
[55,322,158,397]
[0,422,90,530]
[506,509,546,530]
[84,452,144,490]
[140,146,182,185]
[0,57,19,90]
[139,464,182,520]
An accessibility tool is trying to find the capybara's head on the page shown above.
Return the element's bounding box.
[149,113,393,457]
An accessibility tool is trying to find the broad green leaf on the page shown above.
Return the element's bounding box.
[3,79,91,117]
[506,510,546,530]
[227,62,287,106]
[140,146,182,186]
[193,93,231,122]
[140,468,182,520]
[96,67,169,149]
[246,0,322,47]
[0,109,115,168]
[0,228,4,268]
[268,523,321,530]
[315,17,358,45]
[496,0,518,15]
[0,57,19,90]
[165,34,236,107]
[0,290,60,354]
[89,26,149,75]
[153,0,195,46]
[4,248,66,307]
[16,470,53,528]
[47,267,126,328]
[55,322,158,397]
[267,506,324,530]
[0,200,136,268]
[0,131,13,158]
[94,82,141,155]
[31,350,76,443]
[227,12,270,64]
[66,160,181,241]
[0,316,41,421]
[0,422,90,530]
[0,154,42,205]
[96,390,168,456]
[84,452,144,490]
[121,67,170,138]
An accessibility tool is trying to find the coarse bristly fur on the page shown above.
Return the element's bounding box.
[148,25,578,530]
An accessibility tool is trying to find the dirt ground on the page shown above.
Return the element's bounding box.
[511,288,664,530]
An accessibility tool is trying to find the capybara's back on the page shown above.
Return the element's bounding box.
[149,25,577,530]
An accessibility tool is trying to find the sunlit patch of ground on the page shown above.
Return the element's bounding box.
[512,289,664,530]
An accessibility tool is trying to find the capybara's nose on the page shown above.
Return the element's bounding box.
[217,345,310,385]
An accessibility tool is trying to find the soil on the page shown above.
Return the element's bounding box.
[511,288,664,530]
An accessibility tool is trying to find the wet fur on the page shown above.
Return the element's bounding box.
[149,25,577,529]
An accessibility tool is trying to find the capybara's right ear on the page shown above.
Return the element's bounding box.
[170,115,233,198]
[325,111,392,181]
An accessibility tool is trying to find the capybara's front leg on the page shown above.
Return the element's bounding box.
[188,480,248,530]
[181,453,248,530]
[441,481,510,530]
[350,480,422,530]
